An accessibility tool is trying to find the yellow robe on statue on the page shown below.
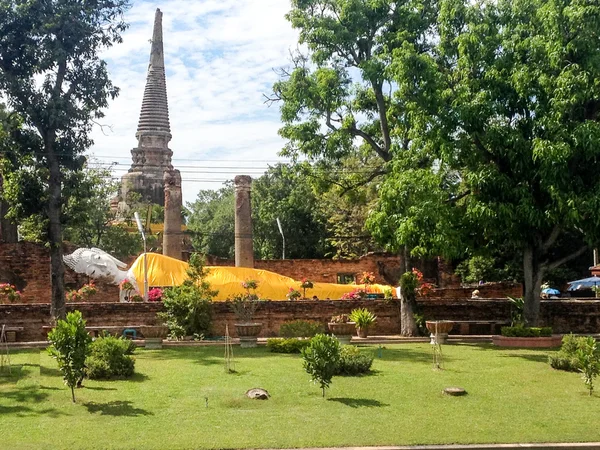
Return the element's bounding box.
[129,253,390,301]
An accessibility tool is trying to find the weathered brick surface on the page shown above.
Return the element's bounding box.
[0,242,120,303]
[422,283,523,299]
[2,298,599,342]
[206,253,416,285]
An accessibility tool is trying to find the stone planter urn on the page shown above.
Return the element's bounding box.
[426,320,454,345]
[357,327,369,339]
[235,323,263,348]
[142,325,168,350]
[328,322,356,345]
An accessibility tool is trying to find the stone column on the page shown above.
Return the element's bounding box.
[163,169,182,260]
[234,175,254,268]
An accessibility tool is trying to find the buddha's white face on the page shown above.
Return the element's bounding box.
[65,249,123,282]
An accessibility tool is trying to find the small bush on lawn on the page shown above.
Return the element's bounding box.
[302,334,341,397]
[501,326,552,337]
[267,338,310,353]
[47,310,92,402]
[279,320,324,338]
[335,345,374,376]
[549,334,595,372]
[86,334,136,380]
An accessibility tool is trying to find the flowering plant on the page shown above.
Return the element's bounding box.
[286,287,301,301]
[67,281,97,302]
[340,288,366,300]
[148,287,163,302]
[299,278,313,298]
[241,279,258,291]
[359,271,376,285]
[329,314,350,324]
[412,268,434,296]
[229,279,260,322]
[120,279,135,291]
[300,278,314,289]
[0,283,21,302]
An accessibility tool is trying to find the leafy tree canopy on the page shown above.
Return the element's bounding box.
[0,0,130,319]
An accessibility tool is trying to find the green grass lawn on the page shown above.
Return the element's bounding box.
[1,343,600,449]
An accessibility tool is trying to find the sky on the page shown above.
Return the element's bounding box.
[90,0,300,205]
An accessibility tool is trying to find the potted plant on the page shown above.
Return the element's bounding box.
[0,283,21,303]
[300,278,314,299]
[230,279,262,348]
[349,308,377,338]
[142,325,168,349]
[286,287,302,301]
[327,314,355,345]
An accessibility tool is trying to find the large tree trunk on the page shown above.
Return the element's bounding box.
[523,246,544,326]
[400,287,419,336]
[47,137,65,321]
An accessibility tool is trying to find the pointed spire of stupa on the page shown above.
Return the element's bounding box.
[136,8,171,140]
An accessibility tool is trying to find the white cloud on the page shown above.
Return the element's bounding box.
[90,0,299,204]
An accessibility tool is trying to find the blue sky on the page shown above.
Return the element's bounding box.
[89,0,300,205]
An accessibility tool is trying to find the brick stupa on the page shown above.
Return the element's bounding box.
[117,8,178,207]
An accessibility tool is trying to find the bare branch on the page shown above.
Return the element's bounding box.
[546,245,589,271]
[446,190,471,204]
[541,225,561,252]
[91,120,114,136]
[340,167,388,196]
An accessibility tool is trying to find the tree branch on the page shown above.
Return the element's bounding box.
[546,245,589,271]
[349,124,391,162]
[340,167,388,196]
[446,190,471,203]
[541,225,561,252]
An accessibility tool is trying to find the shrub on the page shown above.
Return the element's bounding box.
[86,334,136,380]
[267,338,310,353]
[549,334,595,372]
[335,345,374,376]
[349,308,377,329]
[47,311,92,402]
[279,320,324,338]
[573,336,600,395]
[301,334,341,397]
[500,326,552,337]
[158,254,217,339]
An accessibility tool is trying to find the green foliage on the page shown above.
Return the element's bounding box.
[301,333,341,397]
[348,308,376,329]
[267,338,310,354]
[158,254,217,339]
[399,271,419,294]
[86,334,136,380]
[576,337,600,396]
[363,0,600,326]
[508,297,525,327]
[187,165,334,260]
[279,320,324,338]
[229,279,260,322]
[47,311,92,402]
[500,327,552,338]
[413,313,428,337]
[455,256,497,284]
[187,185,235,259]
[334,345,374,376]
[0,0,131,320]
[548,334,590,372]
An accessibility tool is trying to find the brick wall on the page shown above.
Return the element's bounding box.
[422,283,523,299]
[0,242,119,304]
[206,253,414,285]
[3,298,600,342]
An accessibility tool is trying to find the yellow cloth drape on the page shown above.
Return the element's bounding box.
[130,253,390,301]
